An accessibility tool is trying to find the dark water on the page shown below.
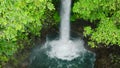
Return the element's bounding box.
[29,46,95,68]
[29,34,95,68]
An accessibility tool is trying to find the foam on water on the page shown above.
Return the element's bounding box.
[29,37,96,68]
[44,39,87,61]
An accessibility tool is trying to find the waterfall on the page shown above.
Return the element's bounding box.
[60,0,71,41]
[45,0,86,61]
[29,0,96,67]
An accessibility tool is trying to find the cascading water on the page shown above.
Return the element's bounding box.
[60,0,71,41]
[29,0,96,68]
[45,0,86,61]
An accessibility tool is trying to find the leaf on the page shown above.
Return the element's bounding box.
[47,2,55,11]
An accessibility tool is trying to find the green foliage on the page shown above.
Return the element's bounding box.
[110,54,120,64]
[0,0,54,64]
[53,12,60,23]
[73,0,120,47]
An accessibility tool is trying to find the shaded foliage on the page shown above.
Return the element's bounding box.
[73,0,120,47]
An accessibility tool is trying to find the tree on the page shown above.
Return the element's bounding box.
[73,0,120,47]
[0,0,55,64]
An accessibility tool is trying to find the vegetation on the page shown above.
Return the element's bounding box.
[0,0,55,66]
[0,0,120,67]
[73,0,120,48]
